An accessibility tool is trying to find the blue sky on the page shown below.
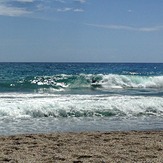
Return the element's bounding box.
[0,0,163,62]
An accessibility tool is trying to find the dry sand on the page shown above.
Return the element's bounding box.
[0,131,163,163]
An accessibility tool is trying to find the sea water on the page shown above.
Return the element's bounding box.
[0,63,163,135]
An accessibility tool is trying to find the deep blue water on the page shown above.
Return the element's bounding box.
[0,63,163,135]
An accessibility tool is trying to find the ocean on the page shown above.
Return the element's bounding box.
[0,62,163,135]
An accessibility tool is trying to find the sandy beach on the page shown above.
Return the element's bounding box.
[0,131,162,162]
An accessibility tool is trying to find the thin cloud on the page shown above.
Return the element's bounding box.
[86,23,163,32]
[0,0,33,16]
[138,26,163,32]
[74,0,87,3]
[57,7,84,12]
[55,0,65,3]
[15,0,34,2]
[128,9,132,13]
[74,8,84,12]
[0,0,85,17]
[57,7,72,12]
[0,5,31,16]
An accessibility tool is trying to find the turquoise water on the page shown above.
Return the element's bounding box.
[0,63,163,135]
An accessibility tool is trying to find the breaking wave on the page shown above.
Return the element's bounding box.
[1,74,163,92]
[0,94,163,119]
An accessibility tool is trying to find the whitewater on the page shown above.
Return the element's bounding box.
[0,63,163,135]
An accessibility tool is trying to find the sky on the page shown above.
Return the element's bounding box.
[0,0,163,62]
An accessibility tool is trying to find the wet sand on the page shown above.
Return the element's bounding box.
[0,131,163,162]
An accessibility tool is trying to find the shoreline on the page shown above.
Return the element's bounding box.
[0,130,163,162]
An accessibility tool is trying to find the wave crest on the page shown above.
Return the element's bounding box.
[1,74,163,92]
[29,74,163,90]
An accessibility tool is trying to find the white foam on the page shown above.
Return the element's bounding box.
[99,74,163,89]
[0,93,163,118]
